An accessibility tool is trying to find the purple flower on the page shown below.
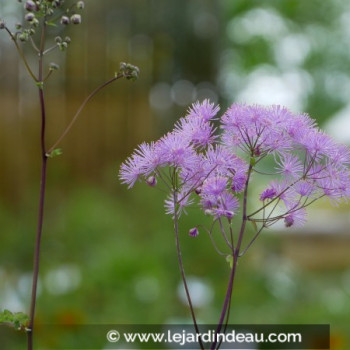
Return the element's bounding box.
[260,188,276,201]
[284,208,307,228]
[119,99,350,227]
[204,145,247,178]
[269,180,293,206]
[187,99,220,122]
[275,153,303,179]
[175,116,216,148]
[135,142,161,175]
[218,192,240,212]
[231,172,247,193]
[119,154,144,188]
[156,132,196,168]
[201,176,227,198]
[164,188,194,217]
[201,188,239,219]
[293,181,316,197]
[286,113,315,141]
[221,104,292,155]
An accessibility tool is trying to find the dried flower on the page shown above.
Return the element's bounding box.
[60,16,70,25]
[70,14,82,25]
[77,1,85,9]
[25,12,35,22]
[25,0,36,11]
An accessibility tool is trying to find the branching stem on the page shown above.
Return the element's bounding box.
[47,73,125,154]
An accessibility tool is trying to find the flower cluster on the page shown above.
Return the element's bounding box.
[1,1,84,44]
[120,100,350,230]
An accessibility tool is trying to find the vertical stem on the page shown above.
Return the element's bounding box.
[173,192,204,350]
[211,164,253,350]
[27,21,48,350]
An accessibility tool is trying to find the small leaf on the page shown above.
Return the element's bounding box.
[226,255,234,269]
[46,148,63,158]
[46,21,57,27]
[36,81,44,89]
[0,310,29,332]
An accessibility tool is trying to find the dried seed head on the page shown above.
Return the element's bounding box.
[70,14,82,25]
[25,0,36,11]
[60,16,70,25]
[25,12,35,22]
[77,1,85,10]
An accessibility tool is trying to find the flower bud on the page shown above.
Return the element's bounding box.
[64,36,71,43]
[224,210,234,219]
[25,12,35,22]
[18,32,28,42]
[70,14,82,25]
[146,175,157,187]
[25,0,36,11]
[31,18,39,27]
[0,20,5,29]
[189,227,199,237]
[15,23,22,30]
[55,36,62,43]
[204,209,214,216]
[284,215,294,227]
[195,186,202,195]
[77,1,85,9]
[53,0,62,8]
[60,16,70,25]
[59,41,68,50]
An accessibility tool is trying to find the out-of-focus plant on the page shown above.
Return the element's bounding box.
[120,100,350,349]
[0,1,138,349]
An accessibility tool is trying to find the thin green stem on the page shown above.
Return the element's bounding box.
[4,26,38,82]
[47,73,124,154]
[43,44,58,56]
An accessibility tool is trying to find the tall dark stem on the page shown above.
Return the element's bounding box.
[173,192,204,350]
[210,164,253,350]
[27,21,48,350]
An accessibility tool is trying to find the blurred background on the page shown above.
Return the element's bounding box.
[1,0,350,349]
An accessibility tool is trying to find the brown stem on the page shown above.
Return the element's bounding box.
[211,164,253,350]
[27,21,48,350]
[173,191,204,350]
